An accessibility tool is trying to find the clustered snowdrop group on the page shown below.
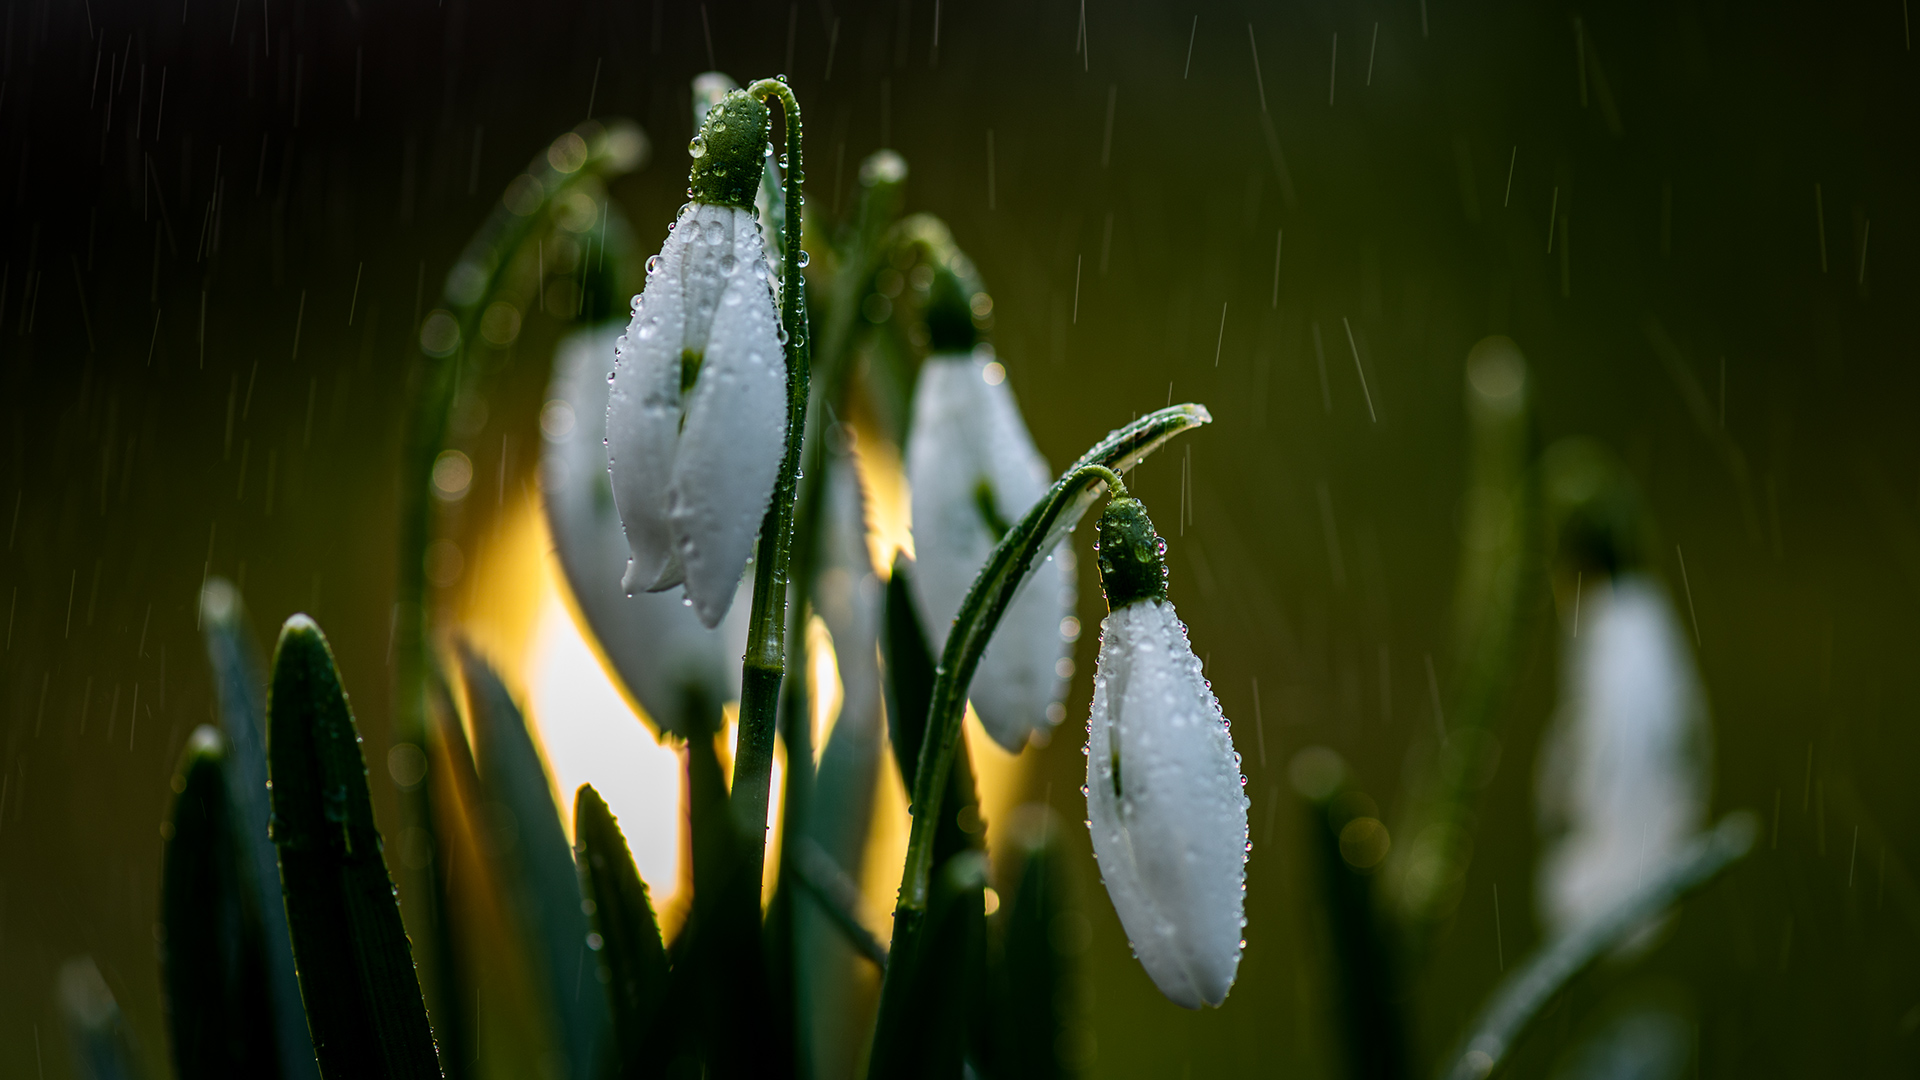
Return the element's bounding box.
[544,70,1718,1054]
[555,80,1250,1010]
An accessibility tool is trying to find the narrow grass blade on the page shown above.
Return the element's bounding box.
[162,726,282,1077]
[199,579,318,1080]
[575,785,672,1078]
[269,615,442,1079]
[458,644,610,1078]
[1437,812,1758,1080]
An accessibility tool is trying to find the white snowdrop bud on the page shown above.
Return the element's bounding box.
[543,325,748,738]
[907,350,1075,751]
[1084,494,1248,1009]
[606,90,787,628]
[1535,573,1711,940]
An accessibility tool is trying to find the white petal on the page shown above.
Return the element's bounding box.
[906,354,1074,751]
[1085,600,1248,1008]
[1535,574,1712,938]
[667,205,787,628]
[607,205,697,592]
[541,324,747,736]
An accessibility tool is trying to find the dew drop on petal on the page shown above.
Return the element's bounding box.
[646,254,663,274]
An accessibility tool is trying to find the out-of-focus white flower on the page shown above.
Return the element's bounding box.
[907,350,1074,751]
[607,89,787,629]
[545,324,748,737]
[1083,494,1247,1009]
[1535,573,1712,939]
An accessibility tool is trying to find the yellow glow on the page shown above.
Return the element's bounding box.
[809,614,844,760]
[850,417,913,574]
[528,580,689,922]
[459,498,690,929]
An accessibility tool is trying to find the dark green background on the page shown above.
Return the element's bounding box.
[4,0,1918,1075]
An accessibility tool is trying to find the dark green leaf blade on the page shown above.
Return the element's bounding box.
[881,559,938,789]
[869,561,988,1079]
[268,615,442,1079]
[162,726,281,1078]
[683,716,780,1079]
[575,785,671,1078]
[457,643,610,1079]
[993,810,1073,1080]
[199,579,319,1080]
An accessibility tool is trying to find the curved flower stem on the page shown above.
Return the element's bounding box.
[1436,811,1758,1080]
[731,78,810,871]
[868,405,1208,1076]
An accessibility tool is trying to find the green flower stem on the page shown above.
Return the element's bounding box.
[1437,811,1757,1080]
[730,78,810,871]
[869,406,1209,1076]
[897,462,1120,913]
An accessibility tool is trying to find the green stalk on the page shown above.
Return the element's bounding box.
[1436,812,1757,1080]
[868,405,1210,1075]
[729,77,810,875]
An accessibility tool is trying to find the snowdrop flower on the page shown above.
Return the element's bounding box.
[1535,439,1712,940]
[908,342,1074,752]
[544,323,748,737]
[607,88,787,628]
[1535,573,1711,938]
[1083,489,1248,1008]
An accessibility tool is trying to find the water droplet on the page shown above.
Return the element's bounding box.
[646,254,663,274]
[688,135,708,159]
[796,249,811,267]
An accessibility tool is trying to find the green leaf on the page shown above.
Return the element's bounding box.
[575,785,672,1079]
[869,560,990,1079]
[881,561,937,790]
[198,579,320,1080]
[1297,766,1410,1080]
[161,726,282,1078]
[681,718,781,1079]
[990,812,1073,1080]
[457,644,610,1079]
[268,615,442,1079]
[877,850,990,1078]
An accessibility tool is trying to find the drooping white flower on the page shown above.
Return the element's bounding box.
[544,323,748,737]
[907,350,1074,751]
[1084,494,1247,1009]
[1535,573,1712,939]
[607,89,787,629]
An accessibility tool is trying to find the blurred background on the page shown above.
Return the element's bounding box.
[5,0,1920,1075]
